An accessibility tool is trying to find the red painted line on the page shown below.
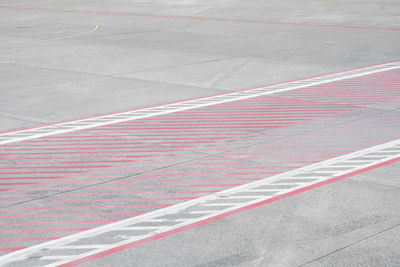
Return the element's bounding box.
[0,176,78,180]
[271,161,320,164]
[197,158,228,161]
[24,138,139,142]
[53,191,186,197]
[116,180,181,184]
[118,110,347,116]
[110,118,314,124]
[84,126,282,130]
[0,237,59,242]
[177,102,351,107]
[0,220,117,226]
[0,194,39,198]
[0,62,395,136]
[48,133,248,138]
[0,187,71,192]
[2,204,173,211]
[0,152,174,156]
[0,247,26,252]
[0,159,139,165]
[0,212,145,218]
[0,165,115,169]
[14,138,225,145]
[176,190,220,194]
[180,106,350,110]
[293,94,397,98]
[129,137,230,141]
[121,116,323,123]
[0,171,89,175]
[235,166,281,169]
[135,173,197,178]
[1,142,145,147]
[226,172,281,175]
[2,146,168,151]
[194,162,235,166]
[153,179,183,182]
[150,141,214,145]
[1,5,399,31]
[94,180,148,184]
[0,66,396,262]
[59,156,400,267]
[163,168,227,172]
[157,112,346,118]
[0,228,91,234]
[194,178,262,182]
[32,197,196,204]
[0,182,40,186]
[0,156,131,160]
[88,185,169,190]
[181,184,241,188]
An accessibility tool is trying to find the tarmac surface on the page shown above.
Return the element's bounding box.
[0,0,400,266]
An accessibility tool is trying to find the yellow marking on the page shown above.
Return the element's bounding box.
[5,24,99,49]
[49,24,99,41]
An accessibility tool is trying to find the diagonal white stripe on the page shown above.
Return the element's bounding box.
[1,138,399,266]
[1,62,399,145]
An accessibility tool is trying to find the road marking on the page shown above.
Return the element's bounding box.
[4,25,99,49]
[1,138,399,266]
[48,25,99,42]
[0,62,399,264]
[1,62,399,145]
[1,5,399,31]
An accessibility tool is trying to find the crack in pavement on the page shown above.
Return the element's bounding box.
[297,222,400,266]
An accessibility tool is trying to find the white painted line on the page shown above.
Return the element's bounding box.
[49,245,109,250]
[1,62,399,145]
[2,138,399,266]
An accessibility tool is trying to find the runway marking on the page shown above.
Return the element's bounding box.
[1,5,399,31]
[4,24,99,49]
[1,62,399,145]
[1,138,399,266]
[0,62,399,263]
[48,25,99,42]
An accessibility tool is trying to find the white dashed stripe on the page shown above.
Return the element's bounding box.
[1,62,399,145]
[1,138,399,266]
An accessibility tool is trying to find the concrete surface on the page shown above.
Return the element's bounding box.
[78,161,400,267]
[0,0,399,266]
[1,0,399,132]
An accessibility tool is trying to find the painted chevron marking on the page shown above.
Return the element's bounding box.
[1,62,399,145]
[1,138,399,266]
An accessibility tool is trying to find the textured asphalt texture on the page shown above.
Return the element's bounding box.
[1,0,400,266]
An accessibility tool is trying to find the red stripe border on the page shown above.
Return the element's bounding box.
[1,62,397,135]
[58,156,400,266]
